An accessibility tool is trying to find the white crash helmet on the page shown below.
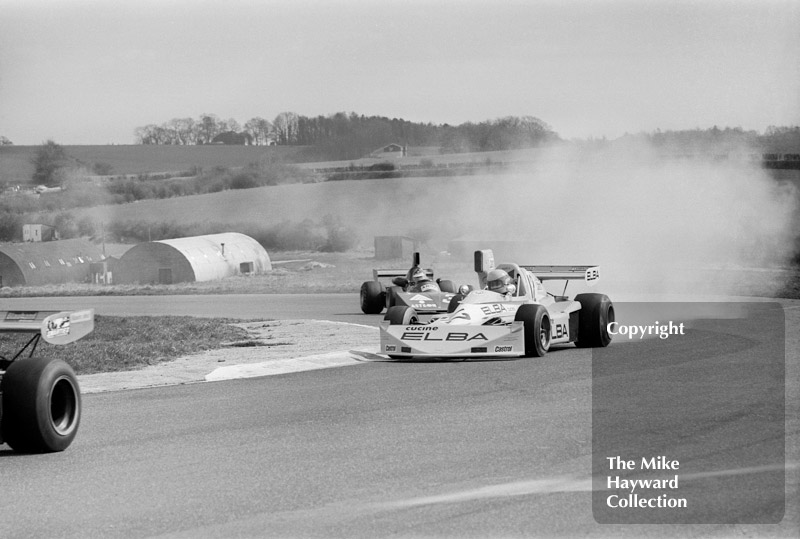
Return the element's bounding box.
[486,268,512,293]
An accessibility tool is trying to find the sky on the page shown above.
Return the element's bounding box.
[1,0,798,145]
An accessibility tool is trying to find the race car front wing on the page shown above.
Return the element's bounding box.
[379,321,525,358]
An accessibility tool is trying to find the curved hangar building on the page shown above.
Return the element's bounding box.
[0,238,104,287]
[115,232,271,284]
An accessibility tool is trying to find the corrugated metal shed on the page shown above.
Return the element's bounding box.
[115,232,271,284]
[0,238,104,287]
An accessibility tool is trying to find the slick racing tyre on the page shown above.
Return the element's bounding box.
[384,306,419,325]
[437,280,457,293]
[574,293,614,348]
[1,358,81,453]
[514,304,551,357]
[360,281,385,314]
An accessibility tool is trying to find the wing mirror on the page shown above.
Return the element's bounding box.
[392,277,409,287]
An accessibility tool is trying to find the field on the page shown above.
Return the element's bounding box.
[0,144,312,184]
[0,143,554,187]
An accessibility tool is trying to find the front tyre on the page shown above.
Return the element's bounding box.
[384,306,419,325]
[574,293,614,348]
[514,304,551,357]
[360,281,385,314]
[1,358,81,453]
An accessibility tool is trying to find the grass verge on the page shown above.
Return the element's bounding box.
[0,315,251,375]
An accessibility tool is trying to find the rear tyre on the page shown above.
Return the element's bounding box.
[514,304,551,357]
[574,293,614,348]
[1,358,81,453]
[438,280,457,293]
[360,281,385,314]
[384,306,419,325]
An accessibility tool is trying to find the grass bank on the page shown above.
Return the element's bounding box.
[0,315,251,375]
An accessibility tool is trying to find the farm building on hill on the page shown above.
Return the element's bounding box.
[114,232,271,284]
[0,239,104,287]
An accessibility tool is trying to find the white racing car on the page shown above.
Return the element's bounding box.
[380,249,614,358]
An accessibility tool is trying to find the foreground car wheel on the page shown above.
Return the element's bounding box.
[360,281,385,314]
[515,304,551,357]
[384,306,418,325]
[1,358,81,453]
[574,293,614,348]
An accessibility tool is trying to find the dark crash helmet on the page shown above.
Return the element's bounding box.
[411,268,431,284]
[486,268,512,294]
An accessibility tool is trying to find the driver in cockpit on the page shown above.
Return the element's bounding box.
[407,267,440,293]
[486,268,514,295]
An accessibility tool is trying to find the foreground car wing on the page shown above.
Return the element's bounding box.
[380,321,525,358]
[0,309,95,345]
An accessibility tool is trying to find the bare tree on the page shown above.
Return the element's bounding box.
[197,113,221,144]
[244,117,273,145]
[168,117,197,145]
[221,118,241,134]
[31,139,68,186]
[273,112,299,145]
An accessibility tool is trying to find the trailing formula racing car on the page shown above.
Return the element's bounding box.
[0,308,94,453]
[380,250,614,359]
[360,252,458,315]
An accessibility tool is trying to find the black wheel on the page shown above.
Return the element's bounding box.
[360,281,385,314]
[385,286,401,309]
[447,293,464,313]
[514,304,551,357]
[1,358,81,453]
[438,279,457,293]
[384,306,419,325]
[574,293,614,348]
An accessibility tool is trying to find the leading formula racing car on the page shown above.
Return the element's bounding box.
[380,249,614,359]
[360,252,458,315]
[0,308,94,453]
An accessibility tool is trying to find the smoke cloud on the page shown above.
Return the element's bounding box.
[341,143,798,298]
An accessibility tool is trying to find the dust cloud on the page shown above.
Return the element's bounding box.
[347,143,798,298]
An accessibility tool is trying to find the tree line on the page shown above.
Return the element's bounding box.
[134,112,560,160]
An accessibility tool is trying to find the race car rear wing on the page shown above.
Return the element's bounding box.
[373,268,434,280]
[474,249,599,285]
[372,252,433,282]
[520,265,600,285]
[0,309,95,345]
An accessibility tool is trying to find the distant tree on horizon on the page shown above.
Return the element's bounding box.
[31,139,68,186]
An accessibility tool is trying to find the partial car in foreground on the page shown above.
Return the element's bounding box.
[0,308,94,453]
[360,252,458,315]
[380,249,613,359]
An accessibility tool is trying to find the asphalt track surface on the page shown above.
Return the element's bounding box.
[1,294,798,538]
